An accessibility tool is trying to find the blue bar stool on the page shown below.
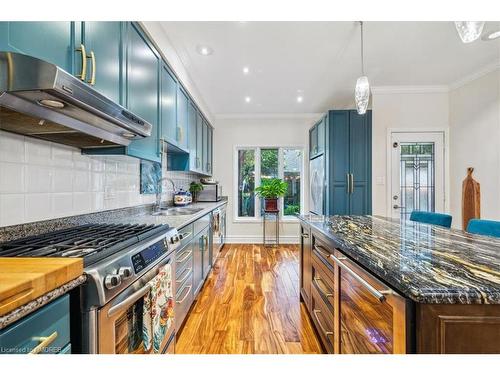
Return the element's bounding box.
[409,211,452,228]
[466,219,500,238]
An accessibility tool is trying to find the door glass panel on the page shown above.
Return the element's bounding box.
[237,149,255,217]
[399,143,435,221]
[283,149,302,216]
[260,148,279,215]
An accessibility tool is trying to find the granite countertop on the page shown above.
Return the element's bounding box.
[299,215,500,304]
[0,198,228,243]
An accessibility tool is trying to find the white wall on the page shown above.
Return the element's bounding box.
[449,69,500,228]
[214,115,317,243]
[371,89,450,216]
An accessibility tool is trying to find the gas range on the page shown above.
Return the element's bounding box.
[0,223,183,353]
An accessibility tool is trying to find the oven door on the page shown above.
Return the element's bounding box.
[97,254,175,354]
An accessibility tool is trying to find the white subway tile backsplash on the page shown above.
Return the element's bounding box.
[73,170,91,192]
[25,165,52,193]
[0,130,200,227]
[52,144,75,168]
[0,162,25,193]
[73,192,92,214]
[25,138,52,166]
[52,168,74,193]
[52,193,74,218]
[0,194,25,226]
[25,193,52,222]
[0,132,25,163]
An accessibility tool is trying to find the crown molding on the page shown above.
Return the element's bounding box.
[214,113,325,121]
[371,85,449,94]
[449,61,500,91]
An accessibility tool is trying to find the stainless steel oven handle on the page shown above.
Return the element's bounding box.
[180,231,192,240]
[329,253,387,302]
[107,283,152,318]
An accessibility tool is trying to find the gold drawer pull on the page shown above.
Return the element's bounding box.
[313,276,333,298]
[29,331,58,354]
[312,309,333,337]
[87,50,96,85]
[313,244,331,260]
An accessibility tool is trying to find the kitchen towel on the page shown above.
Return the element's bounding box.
[142,264,174,353]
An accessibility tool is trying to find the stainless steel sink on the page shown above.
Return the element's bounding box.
[152,207,204,216]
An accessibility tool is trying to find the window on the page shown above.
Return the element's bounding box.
[235,146,303,220]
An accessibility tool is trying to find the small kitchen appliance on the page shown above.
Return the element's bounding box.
[197,184,223,202]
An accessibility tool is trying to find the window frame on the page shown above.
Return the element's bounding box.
[233,145,305,223]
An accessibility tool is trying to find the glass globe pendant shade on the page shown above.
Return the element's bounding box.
[455,21,485,43]
[355,75,370,115]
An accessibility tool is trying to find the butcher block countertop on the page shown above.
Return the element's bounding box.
[0,258,83,317]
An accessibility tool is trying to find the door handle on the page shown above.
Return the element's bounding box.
[75,44,87,81]
[393,205,405,210]
[346,173,350,194]
[349,173,354,194]
[87,50,96,86]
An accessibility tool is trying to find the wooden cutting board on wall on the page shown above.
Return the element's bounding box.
[462,167,481,230]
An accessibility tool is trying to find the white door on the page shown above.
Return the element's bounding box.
[389,131,445,220]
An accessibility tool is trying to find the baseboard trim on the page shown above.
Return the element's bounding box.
[225,235,299,244]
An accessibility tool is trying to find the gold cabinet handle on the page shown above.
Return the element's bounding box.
[29,332,58,354]
[75,44,87,81]
[312,309,333,337]
[176,250,192,264]
[313,276,333,298]
[176,267,192,285]
[87,50,96,86]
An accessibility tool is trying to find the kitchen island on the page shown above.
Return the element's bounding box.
[298,214,500,354]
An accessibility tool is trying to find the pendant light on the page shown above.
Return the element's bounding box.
[355,21,370,115]
[455,21,485,43]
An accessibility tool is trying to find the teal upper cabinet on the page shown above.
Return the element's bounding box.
[188,101,198,170]
[176,87,189,151]
[77,22,123,104]
[125,22,161,163]
[0,22,73,73]
[196,112,204,172]
[160,64,178,147]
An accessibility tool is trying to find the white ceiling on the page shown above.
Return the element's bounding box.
[159,21,500,115]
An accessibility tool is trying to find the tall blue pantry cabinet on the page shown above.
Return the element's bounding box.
[310,110,372,215]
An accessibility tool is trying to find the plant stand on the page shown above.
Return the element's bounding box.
[263,209,280,247]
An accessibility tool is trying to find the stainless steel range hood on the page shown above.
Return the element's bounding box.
[0,52,152,148]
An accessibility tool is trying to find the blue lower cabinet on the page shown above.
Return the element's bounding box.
[0,295,71,355]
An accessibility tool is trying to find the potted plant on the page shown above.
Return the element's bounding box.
[255,178,288,211]
[189,182,204,202]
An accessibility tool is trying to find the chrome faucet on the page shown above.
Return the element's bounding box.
[155,177,177,211]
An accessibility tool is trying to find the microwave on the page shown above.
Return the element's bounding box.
[197,184,222,202]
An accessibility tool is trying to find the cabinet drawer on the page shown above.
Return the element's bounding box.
[176,243,193,277]
[0,295,70,354]
[311,256,335,314]
[193,214,210,236]
[175,275,194,332]
[311,284,335,353]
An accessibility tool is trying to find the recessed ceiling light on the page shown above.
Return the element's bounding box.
[243,66,250,74]
[297,96,304,103]
[196,45,213,56]
[482,30,500,41]
[245,96,251,103]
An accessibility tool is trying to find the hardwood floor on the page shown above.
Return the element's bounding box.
[175,244,323,354]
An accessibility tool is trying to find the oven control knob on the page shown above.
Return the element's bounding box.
[104,274,122,290]
[118,266,133,280]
